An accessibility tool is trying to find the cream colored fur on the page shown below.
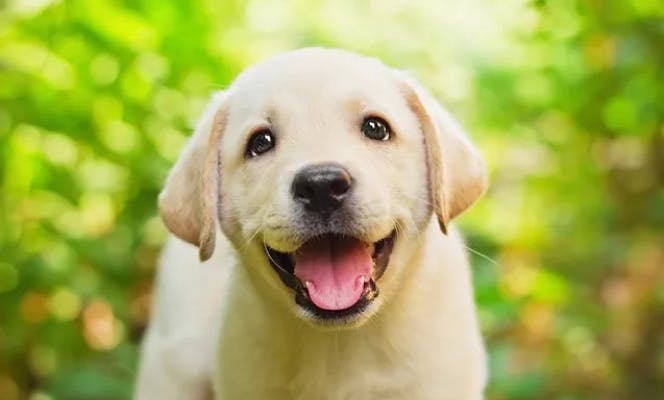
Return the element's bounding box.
[135,48,488,400]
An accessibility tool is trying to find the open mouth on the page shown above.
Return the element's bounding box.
[265,231,396,321]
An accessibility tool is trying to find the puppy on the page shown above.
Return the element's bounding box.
[135,48,488,400]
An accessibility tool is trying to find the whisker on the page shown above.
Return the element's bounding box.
[399,192,435,208]
[464,245,501,267]
[262,242,290,272]
[240,208,272,251]
[208,83,229,90]
[242,223,264,251]
[390,217,402,236]
[395,210,421,238]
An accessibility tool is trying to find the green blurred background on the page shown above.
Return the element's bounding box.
[1,0,663,399]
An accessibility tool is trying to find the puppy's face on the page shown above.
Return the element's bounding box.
[218,53,430,324]
[159,49,486,327]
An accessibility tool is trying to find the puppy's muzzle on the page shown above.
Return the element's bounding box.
[291,163,352,217]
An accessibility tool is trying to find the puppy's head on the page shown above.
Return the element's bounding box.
[159,48,486,326]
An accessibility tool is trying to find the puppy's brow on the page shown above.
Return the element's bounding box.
[264,104,277,123]
[240,117,272,137]
[344,98,365,115]
[345,98,392,124]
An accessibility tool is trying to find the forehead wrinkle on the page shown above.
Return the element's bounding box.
[269,95,334,137]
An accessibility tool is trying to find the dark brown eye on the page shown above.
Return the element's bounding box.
[246,129,275,157]
[361,117,391,141]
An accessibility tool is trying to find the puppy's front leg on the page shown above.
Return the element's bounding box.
[135,330,215,400]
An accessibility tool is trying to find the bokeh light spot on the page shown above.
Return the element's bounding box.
[99,119,140,154]
[41,132,79,167]
[501,264,537,299]
[0,41,75,89]
[47,287,81,321]
[0,374,20,400]
[20,292,49,323]
[79,193,116,236]
[136,52,169,82]
[564,326,595,356]
[82,299,123,351]
[28,392,53,400]
[90,53,120,85]
[76,157,128,193]
[28,346,57,377]
[142,216,168,246]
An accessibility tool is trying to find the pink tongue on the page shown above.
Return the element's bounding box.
[294,237,372,311]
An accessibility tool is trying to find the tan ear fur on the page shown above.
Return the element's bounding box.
[400,79,487,233]
[158,91,228,261]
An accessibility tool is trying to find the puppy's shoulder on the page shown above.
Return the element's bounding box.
[151,233,234,330]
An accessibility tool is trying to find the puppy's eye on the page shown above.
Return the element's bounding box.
[361,117,391,141]
[246,129,275,158]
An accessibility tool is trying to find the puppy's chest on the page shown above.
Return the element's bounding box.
[288,343,412,400]
[216,333,421,400]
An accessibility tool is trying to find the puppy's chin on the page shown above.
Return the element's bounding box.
[293,296,384,330]
[262,230,397,328]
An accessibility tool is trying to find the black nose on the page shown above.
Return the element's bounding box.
[291,163,353,215]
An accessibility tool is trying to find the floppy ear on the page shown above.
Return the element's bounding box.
[400,78,487,233]
[158,91,228,261]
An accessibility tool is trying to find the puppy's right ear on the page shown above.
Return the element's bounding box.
[158,91,228,261]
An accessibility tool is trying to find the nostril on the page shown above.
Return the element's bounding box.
[329,174,351,197]
[293,180,315,201]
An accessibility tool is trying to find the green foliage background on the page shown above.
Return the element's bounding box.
[1,0,663,399]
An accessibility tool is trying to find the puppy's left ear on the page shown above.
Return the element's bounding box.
[158,91,228,261]
[400,77,487,233]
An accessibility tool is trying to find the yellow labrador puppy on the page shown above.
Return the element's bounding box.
[136,48,487,400]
